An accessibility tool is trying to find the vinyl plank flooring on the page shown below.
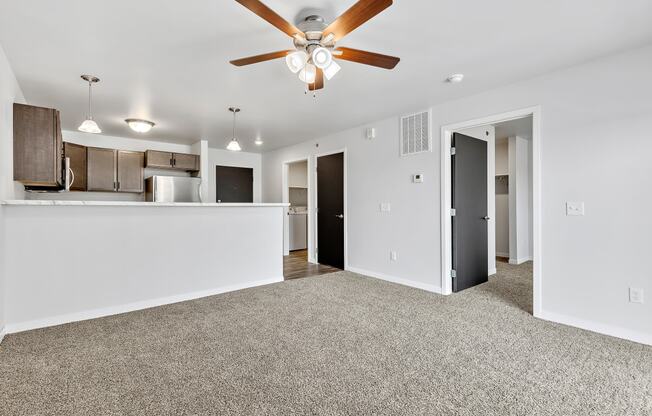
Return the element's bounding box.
[283,249,340,280]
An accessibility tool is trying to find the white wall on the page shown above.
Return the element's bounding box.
[263,116,442,293]
[508,135,532,263]
[207,148,262,203]
[263,44,652,344]
[496,140,509,175]
[0,43,25,338]
[288,160,308,188]
[2,204,284,332]
[456,125,497,275]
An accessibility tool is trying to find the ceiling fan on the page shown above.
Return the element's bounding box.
[230,0,400,91]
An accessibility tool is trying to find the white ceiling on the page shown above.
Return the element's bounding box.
[495,116,533,142]
[1,1,651,152]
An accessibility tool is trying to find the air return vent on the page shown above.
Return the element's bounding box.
[400,110,431,156]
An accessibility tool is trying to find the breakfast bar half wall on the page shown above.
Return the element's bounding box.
[0,200,287,334]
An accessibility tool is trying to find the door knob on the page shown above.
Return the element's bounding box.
[335,214,344,219]
[483,216,490,220]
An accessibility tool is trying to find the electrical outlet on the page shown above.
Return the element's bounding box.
[629,288,644,304]
[390,251,398,262]
[566,202,585,216]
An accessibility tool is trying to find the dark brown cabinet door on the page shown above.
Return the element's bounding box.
[13,103,62,187]
[87,147,116,192]
[173,153,199,171]
[145,150,173,169]
[117,151,144,193]
[64,142,87,191]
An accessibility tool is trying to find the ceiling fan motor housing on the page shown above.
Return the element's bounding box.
[297,15,327,41]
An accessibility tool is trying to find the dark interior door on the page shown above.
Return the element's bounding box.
[215,166,253,203]
[317,152,344,269]
[452,133,488,292]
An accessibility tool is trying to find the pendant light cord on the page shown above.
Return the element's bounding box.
[87,80,93,120]
[232,109,236,140]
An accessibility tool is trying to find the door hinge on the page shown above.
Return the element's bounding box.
[451,269,457,278]
[450,208,456,217]
[450,147,456,156]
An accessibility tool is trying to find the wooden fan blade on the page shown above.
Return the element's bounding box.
[230,50,292,66]
[235,0,302,38]
[322,0,393,42]
[309,68,324,91]
[334,47,400,69]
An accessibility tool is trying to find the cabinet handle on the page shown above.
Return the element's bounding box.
[170,158,174,166]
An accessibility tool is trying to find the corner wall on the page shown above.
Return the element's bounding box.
[262,44,652,344]
[0,43,26,340]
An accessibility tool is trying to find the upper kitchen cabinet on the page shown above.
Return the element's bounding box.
[63,142,87,191]
[87,147,145,193]
[13,103,63,187]
[145,150,199,172]
[117,151,144,193]
[87,147,116,192]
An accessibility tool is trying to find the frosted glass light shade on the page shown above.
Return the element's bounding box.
[126,118,155,133]
[286,51,308,73]
[298,64,317,84]
[78,119,101,134]
[311,47,332,69]
[323,60,341,80]
[226,139,242,152]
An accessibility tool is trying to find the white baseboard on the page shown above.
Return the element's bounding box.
[0,326,5,344]
[489,268,497,276]
[346,266,441,294]
[509,257,532,265]
[538,309,651,346]
[5,277,284,335]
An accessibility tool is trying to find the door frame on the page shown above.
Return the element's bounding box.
[314,148,348,270]
[440,106,542,317]
[281,157,313,259]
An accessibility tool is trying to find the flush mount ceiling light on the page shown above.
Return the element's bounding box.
[445,73,465,84]
[229,1,401,92]
[125,118,155,133]
[78,75,101,134]
[226,107,242,152]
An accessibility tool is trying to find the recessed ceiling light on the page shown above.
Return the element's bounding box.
[254,138,264,146]
[125,118,155,133]
[445,73,465,84]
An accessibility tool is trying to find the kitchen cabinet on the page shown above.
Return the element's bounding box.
[145,150,199,171]
[13,103,63,187]
[64,142,87,191]
[87,147,116,192]
[117,151,144,193]
[87,148,144,193]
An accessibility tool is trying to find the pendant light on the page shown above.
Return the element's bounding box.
[226,107,242,152]
[78,75,101,134]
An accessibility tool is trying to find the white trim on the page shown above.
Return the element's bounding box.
[509,257,532,265]
[0,326,5,344]
[347,266,441,294]
[440,106,543,318]
[538,309,652,346]
[489,268,497,276]
[496,252,510,258]
[5,277,283,335]
[314,148,348,269]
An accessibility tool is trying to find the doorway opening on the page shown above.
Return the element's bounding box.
[441,107,541,316]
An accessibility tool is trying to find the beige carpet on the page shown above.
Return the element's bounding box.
[1,262,650,415]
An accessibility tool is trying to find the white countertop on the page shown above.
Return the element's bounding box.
[1,200,289,207]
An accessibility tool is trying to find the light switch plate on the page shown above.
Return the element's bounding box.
[629,288,644,304]
[566,202,585,216]
[380,202,391,212]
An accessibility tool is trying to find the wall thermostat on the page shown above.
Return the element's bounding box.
[365,127,376,140]
[413,174,424,183]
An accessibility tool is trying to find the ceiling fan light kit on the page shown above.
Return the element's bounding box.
[230,0,400,92]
